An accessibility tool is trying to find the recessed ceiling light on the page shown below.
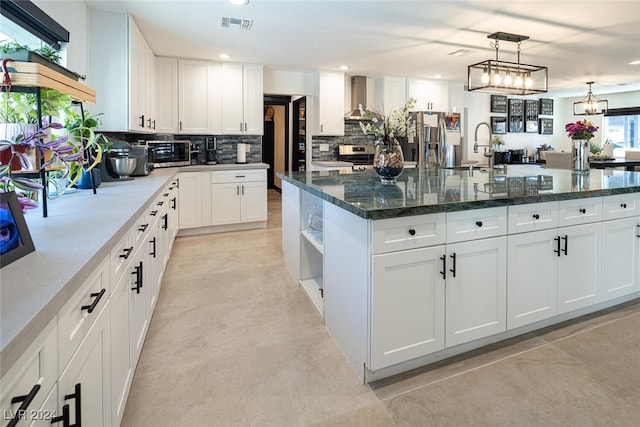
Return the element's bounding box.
[434,74,443,79]
[228,0,249,5]
[339,65,349,70]
[629,60,640,65]
[219,54,230,60]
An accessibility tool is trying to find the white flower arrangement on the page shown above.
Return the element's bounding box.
[359,97,417,145]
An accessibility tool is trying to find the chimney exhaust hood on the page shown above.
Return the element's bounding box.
[345,76,379,120]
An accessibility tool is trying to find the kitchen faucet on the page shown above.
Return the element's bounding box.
[473,122,495,170]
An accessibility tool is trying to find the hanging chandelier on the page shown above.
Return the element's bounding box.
[573,82,608,115]
[467,32,548,95]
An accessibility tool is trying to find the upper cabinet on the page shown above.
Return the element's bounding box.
[179,60,222,134]
[221,63,264,135]
[88,10,156,132]
[155,58,221,134]
[309,71,345,136]
[406,78,449,112]
[374,76,407,115]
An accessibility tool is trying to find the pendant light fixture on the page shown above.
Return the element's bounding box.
[573,82,608,115]
[467,32,548,95]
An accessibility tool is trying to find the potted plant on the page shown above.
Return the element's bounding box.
[0,40,84,81]
[63,109,110,189]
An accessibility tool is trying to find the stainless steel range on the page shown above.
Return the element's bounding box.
[338,144,376,170]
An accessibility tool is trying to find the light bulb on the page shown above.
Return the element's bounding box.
[493,72,502,85]
[504,72,512,86]
[515,73,523,87]
[481,67,489,84]
[525,73,532,88]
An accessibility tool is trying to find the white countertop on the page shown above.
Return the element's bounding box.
[0,163,267,376]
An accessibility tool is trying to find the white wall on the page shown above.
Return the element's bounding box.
[32,0,89,76]
[263,69,308,95]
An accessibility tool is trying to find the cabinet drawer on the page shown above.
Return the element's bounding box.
[371,213,445,254]
[110,229,134,290]
[558,197,602,227]
[508,201,559,234]
[58,256,110,373]
[212,169,266,183]
[1,320,57,427]
[446,207,507,243]
[602,193,639,220]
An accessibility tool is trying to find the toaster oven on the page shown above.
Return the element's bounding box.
[146,140,190,168]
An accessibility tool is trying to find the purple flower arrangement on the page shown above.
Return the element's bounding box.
[565,120,598,140]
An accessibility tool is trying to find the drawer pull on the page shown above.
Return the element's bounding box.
[119,246,133,259]
[579,208,587,214]
[408,228,416,236]
[150,210,158,216]
[439,255,446,279]
[81,289,106,314]
[163,192,169,197]
[621,203,628,209]
[475,221,483,227]
[138,223,149,232]
[235,175,246,178]
[7,384,41,427]
[532,214,540,220]
[157,201,165,206]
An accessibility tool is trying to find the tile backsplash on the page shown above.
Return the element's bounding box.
[311,120,375,161]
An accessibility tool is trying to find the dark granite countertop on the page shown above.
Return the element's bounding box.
[278,165,640,219]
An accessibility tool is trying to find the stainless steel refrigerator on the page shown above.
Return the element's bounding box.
[407,111,462,168]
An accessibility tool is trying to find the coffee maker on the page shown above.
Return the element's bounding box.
[205,136,218,165]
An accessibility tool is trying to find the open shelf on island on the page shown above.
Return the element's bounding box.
[300,277,323,316]
[301,229,323,254]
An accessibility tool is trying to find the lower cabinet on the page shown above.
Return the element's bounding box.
[602,217,639,301]
[371,246,445,370]
[178,171,205,229]
[445,237,507,347]
[211,170,267,225]
[57,301,111,427]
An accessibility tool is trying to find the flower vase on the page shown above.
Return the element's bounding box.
[571,139,590,174]
[374,141,404,184]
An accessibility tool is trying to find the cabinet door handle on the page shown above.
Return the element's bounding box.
[81,289,106,314]
[532,214,540,220]
[637,224,640,238]
[64,383,81,427]
[475,221,483,227]
[162,213,168,231]
[408,228,416,236]
[179,121,183,131]
[579,208,587,214]
[553,236,561,256]
[561,235,568,255]
[237,185,240,196]
[139,115,145,128]
[171,197,177,210]
[150,236,157,258]
[152,119,156,130]
[240,122,243,132]
[147,117,152,128]
[244,122,248,132]
[242,185,244,195]
[320,124,323,133]
[449,252,456,278]
[7,384,41,427]
[131,261,143,293]
[439,255,446,279]
[119,246,134,259]
[50,404,70,427]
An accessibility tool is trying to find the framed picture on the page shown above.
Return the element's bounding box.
[490,95,507,113]
[525,100,539,133]
[539,118,554,135]
[539,98,554,115]
[508,98,524,133]
[0,192,35,268]
[491,116,507,134]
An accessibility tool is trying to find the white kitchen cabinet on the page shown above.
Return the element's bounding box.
[211,170,267,225]
[88,10,155,132]
[371,246,445,370]
[178,59,221,134]
[110,255,132,426]
[406,78,448,111]
[507,229,559,329]
[374,76,407,115]
[0,320,57,427]
[445,236,507,347]
[602,217,639,301]
[557,223,602,314]
[221,63,264,135]
[178,171,206,229]
[155,57,179,133]
[310,71,345,136]
[57,300,111,427]
[28,384,57,427]
[128,244,148,366]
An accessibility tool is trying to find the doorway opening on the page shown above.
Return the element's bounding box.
[263,95,290,190]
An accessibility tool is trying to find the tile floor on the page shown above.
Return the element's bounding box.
[123,190,640,427]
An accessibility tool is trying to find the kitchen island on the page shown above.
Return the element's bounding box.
[279,165,640,382]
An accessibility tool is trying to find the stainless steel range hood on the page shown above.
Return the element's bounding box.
[345,76,379,120]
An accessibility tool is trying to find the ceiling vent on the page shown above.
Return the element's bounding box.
[219,16,253,30]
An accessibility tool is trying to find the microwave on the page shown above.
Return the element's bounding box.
[146,140,190,168]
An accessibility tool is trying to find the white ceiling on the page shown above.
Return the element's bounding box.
[85,0,640,97]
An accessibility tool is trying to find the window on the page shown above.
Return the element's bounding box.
[603,108,639,155]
